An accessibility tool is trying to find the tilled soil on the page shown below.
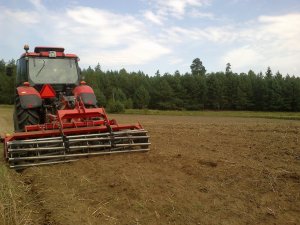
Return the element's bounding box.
[13,115,300,224]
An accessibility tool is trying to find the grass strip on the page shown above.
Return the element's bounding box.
[124,109,300,120]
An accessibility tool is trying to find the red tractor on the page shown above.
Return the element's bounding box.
[2,45,150,169]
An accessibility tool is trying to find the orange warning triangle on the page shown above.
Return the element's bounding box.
[40,84,56,99]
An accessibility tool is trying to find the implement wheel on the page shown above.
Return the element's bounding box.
[14,95,40,132]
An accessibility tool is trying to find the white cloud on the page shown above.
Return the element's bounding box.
[143,0,213,28]
[147,0,210,20]
[64,7,144,47]
[0,6,40,50]
[0,0,299,75]
[161,25,236,43]
[60,6,171,66]
[29,0,45,10]
[157,0,205,16]
[158,13,300,74]
[143,10,164,25]
[189,9,214,19]
[0,7,39,25]
[168,57,184,65]
[221,46,264,69]
[84,40,170,66]
[0,3,171,69]
[221,14,300,74]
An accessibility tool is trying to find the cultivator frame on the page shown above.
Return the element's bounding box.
[3,101,150,169]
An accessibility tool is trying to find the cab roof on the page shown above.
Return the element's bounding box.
[21,46,78,59]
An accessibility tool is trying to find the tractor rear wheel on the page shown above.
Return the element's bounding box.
[14,96,41,132]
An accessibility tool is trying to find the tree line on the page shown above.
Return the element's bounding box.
[0,58,300,112]
[0,59,15,104]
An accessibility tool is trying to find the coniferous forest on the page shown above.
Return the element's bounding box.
[1,58,300,112]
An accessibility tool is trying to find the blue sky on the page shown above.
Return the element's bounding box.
[0,0,299,76]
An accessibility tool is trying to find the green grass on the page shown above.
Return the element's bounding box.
[0,105,14,108]
[1,104,299,120]
[125,109,300,120]
[0,105,14,134]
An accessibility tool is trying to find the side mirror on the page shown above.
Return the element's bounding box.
[6,67,13,76]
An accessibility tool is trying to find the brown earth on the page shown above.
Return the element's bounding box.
[6,115,300,224]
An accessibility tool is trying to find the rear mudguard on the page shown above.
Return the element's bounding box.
[16,86,42,109]
[73,84,97,106]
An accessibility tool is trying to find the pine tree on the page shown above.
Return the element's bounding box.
[133,85,150,109]
[94,63,101,72]
[225,63,232,74]
[190,58,206,76]
[206,74,222,110]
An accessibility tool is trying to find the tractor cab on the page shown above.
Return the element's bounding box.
[16,45,81,94]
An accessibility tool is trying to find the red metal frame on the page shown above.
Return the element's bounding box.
[17,86,41,97]
[4,99,143,145]
[4,123,143,143]
[73,84,94,96]
[21,46,78,59]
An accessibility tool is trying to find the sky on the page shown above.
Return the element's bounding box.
[0,0,300,76]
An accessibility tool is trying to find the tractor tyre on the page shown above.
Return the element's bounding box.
[14,95,41,132]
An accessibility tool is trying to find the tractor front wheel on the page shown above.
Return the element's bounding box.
[14,96,41,132]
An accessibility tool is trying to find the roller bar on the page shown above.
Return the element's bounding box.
[6,129,150,169]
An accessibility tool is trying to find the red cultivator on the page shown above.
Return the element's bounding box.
[4,101,150,169]
[2,45,150,169]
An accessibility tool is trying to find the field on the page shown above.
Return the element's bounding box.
[1,106,300,225]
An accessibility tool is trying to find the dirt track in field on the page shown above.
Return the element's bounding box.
[11,115,300,224]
